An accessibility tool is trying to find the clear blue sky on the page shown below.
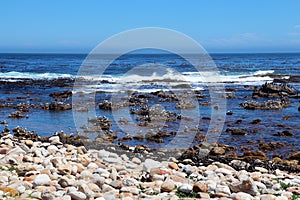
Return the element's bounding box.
[1,0,300,53]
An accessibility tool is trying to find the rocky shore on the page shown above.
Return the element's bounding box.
[0,131,300,200]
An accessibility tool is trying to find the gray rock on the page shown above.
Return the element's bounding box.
[103,157,122,163]
[103,193,116,200]
[69,191,87,200]
[143,159,162,172]
[98,149,110,158]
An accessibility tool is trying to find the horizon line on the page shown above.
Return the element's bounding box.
[0,51,300,55]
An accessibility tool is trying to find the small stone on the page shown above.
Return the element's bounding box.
[41,189,54,200]
[49,136,60,143]
[103,157,121,163]
[260,194,277,200]
[168,162,179,170]
[254,167,268,173]
[232,192,253,200]
[211,147,225,155]
[87,162,98,169]
[24,140,34,147]
[178,184,193,193]
[215,168,233,175]
[170,175,188,184]
[69,191,87,200]
[103,193,116,200]
[110,180,123,189]
[184,164,195,175]
[193,182,207,193]
[215,185,231,195]
[132,157,141,164]
[31,191,42,199]
[102,184,115,193]
[143,159,162,172]
[161,181,175,192]
[47,145,58,154]
[120,187,139,195]
[198,192,210,199]
[98,150,110,158]
[34,174,51,186]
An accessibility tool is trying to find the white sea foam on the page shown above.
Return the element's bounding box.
[0,69,275,84]
[0,71,73,80]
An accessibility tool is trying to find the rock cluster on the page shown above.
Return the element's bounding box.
[240,98,290,110]
[253,82,297,98]
[0,134,300,200]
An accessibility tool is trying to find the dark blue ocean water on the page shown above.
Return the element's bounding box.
[1,53,300,77]
[0,53,300,158]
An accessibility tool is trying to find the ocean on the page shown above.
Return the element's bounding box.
[0,53,300,159]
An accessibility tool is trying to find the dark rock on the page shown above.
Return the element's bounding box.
[242,150,267,160]
[240,98,290,110]
[88,116,112,131]
[210,147,226,155]
[8,111,27,119]
[289,152,300,160]
[273,130,293,136]
[223,92,236,99]
[250,119,261,124]
[226,128,248,136]
[47,102,72,111]
[259,142,285,151]
[175,101,196,109]
[235,120,242,124]
[98,100,127,110]
[252,82,297,98]
[50,90,72,99]
[226,111,233,115]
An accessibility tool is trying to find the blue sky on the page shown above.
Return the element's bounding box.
[1,0,300,53]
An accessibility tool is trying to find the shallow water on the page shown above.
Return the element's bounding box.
[0,53,300,159]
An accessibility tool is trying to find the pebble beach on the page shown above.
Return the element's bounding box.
[1,129,300,200]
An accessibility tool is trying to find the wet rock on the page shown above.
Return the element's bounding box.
[289,152,300,160]
[250,119,261,124]
[175,100,196,109]
[240,98,290,110]
[210,147,226,155]
[273,130,293,136]
[88,116,112,131]
[226,128,248,136]
[259,142,285,151]
[98,100,127,110]
[253,82,297,98]
[8,111,27,119]
[242,150,267,160]
[47,102,72,111]
[50,90,72,99]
